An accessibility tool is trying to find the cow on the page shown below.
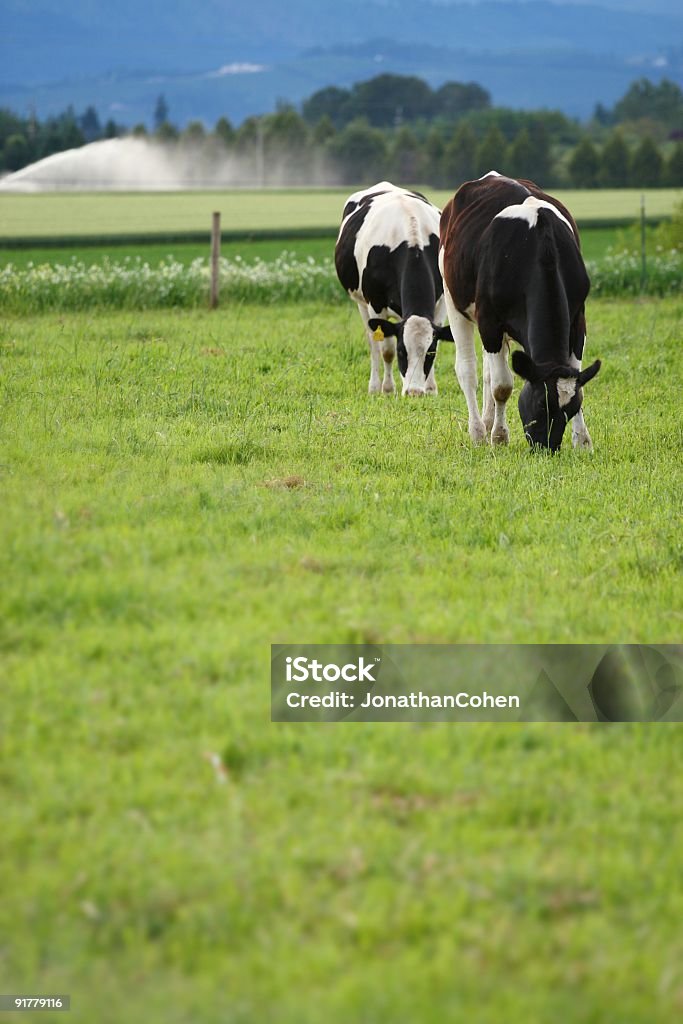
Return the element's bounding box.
[439,171,601,451]
[335,181,453,396]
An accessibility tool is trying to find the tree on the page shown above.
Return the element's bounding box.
[154,94,169,131]
[3,133,29,171]
[442,123,478,188]
[183,121,206,145]
[326,119,388,185]
[302,86,351,128]
[505,124,552,183]
[263,107,310,183]
[312,116,335,147]
[215,117,235,147]
[390,125,421,184]
[434,81,490,121]
[664,141,683,187]
[79,106,101,143]
[424,128,445,187]
[475,125,506,177]
[568,137,600,188]
[349,74,435,128]
[629,136,663,187]
[614,78,683,133]
[598,131,630,187]
[156,121,179,142]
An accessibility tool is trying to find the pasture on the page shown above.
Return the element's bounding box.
[1,288,682,1021]
[0,187,680,243]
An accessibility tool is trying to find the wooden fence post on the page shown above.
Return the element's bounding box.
[210,211,221,309]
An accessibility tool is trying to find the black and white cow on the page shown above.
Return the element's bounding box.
[439,172,601,451]
[335,182,452,395]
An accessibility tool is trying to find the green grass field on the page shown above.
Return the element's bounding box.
[0,228,622,272]
[0,187,680,242]
[1,295,682,1022]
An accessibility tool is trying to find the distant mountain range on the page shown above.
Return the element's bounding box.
[2,1,682,124]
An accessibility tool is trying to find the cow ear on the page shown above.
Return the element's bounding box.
[511,349,541,383]
[578,359,601,386]
[434,324,454,342]
[368,317,399,339]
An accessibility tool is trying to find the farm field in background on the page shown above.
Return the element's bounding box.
[1,298,682,1022]
[0,187,680,242]
[0,228,621,271]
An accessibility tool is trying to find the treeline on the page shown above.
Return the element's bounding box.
[0,106,124,173]
[2,76,683,189]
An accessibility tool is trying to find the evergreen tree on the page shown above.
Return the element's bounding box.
[442,123,478,188]
[629,136,663,187]
[475,125,506,177]
[215,117,235,147]
[154,95,170,131]
[79,106,101,142]
[568,137,600,188]
[504,126,550,183]
[598,131,630,187]
[390,125,422,184]
[424,128,445,187]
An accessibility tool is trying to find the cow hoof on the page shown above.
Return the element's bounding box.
[491,426,510,446]
[368,381,381,395]
[483,414,494,433]
[469,419,487,444]
[404,387,426,397]
[382,381,395,394]
[425,384,438,395]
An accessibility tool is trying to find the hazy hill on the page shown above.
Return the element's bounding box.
[2,0,681,123]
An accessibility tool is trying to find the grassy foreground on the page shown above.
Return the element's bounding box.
[1,299,682,1022]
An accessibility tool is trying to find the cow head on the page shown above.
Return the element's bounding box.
[368,316,453,395]
[511,350,601,451]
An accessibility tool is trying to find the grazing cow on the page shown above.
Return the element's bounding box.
[335,181,452,395]
[439,172,601,451]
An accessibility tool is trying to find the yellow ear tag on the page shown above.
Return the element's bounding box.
[372,326,385,342]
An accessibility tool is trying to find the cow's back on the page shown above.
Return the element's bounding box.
[440,173,583,314]
[336,183,441,301]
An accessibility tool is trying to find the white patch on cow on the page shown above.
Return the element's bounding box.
[402,315,433,395]
[351,188,441,289]
[556,376,577,408]
[495,195,573,233]
[479,170,502,178]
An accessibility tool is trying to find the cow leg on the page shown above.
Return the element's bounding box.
[358,304,382,394]
[444,290,486,443]
[569,352,593,450]
[488,338,514,445]
[380,336,397,394]
[425,363,438,395]
[482,353,494,435]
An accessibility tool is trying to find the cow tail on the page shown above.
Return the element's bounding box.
[537,208,558,267]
